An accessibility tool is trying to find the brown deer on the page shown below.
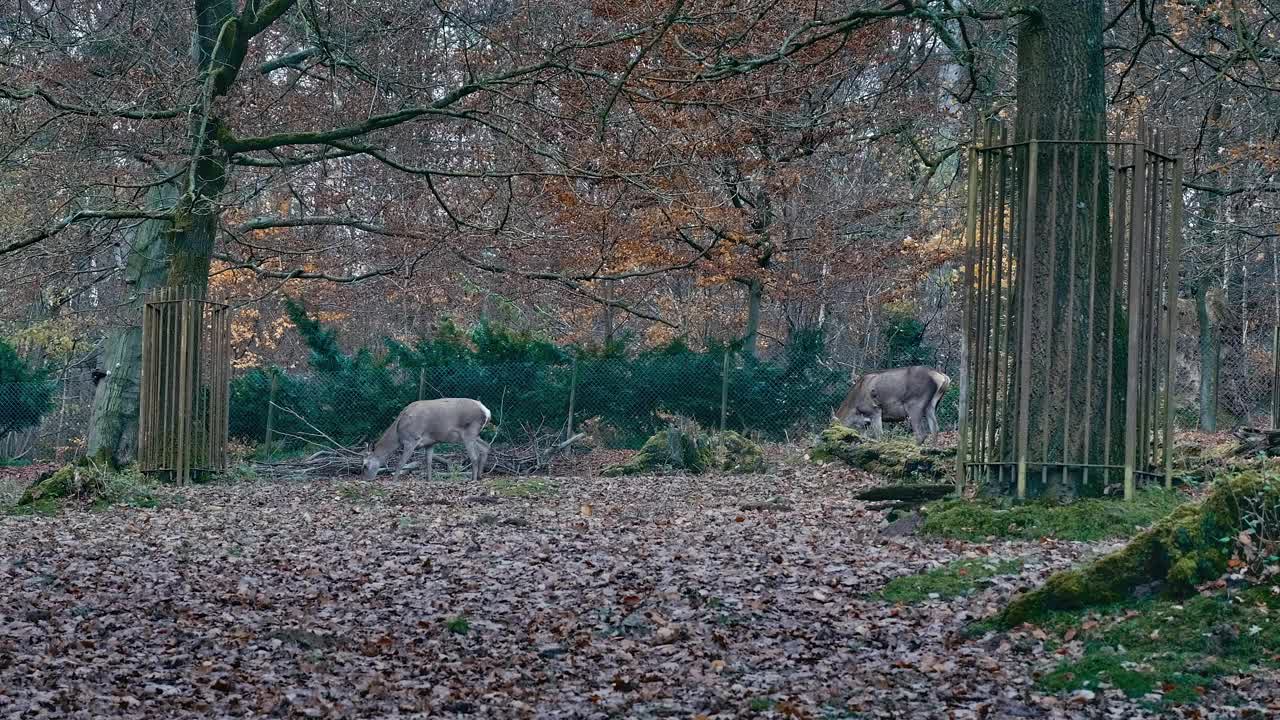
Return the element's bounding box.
[835,366,950,443]
[362,398,491,481]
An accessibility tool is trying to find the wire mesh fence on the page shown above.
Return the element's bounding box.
[0,375,94,461]
[230,356,857,452]
[2,343,1274,463]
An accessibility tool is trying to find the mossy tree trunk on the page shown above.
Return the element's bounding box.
[1002,1,1119,494]
[86,183,177,463]
[86,0,280,465]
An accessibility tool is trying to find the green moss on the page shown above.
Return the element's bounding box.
[713,431,766,473]
[1036,587,1280,706]
[880,558,1022,604]
[1000,470,1280,627]
[811,424,953,481]
[13,462,158,514]
[921,487,1186,542]
[601,428,764,476]
[18,465,78,506]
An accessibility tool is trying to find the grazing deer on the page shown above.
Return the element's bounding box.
[835,366,951,443]
[362,398,492,481]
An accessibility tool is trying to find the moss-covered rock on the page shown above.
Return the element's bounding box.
[13,461,157,513]
[811,424,954,481]
[19,465,81,507]
[999,469,1280,627]
[601,428,764,476]
[713,431,766,474]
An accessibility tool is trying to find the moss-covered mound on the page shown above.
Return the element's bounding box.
[601,428,764,476]
[811,424,954,481]
[922,488,1186,542]
[1037,586,1280,705]
[999,469,1279,627]
[14,462,157,514]
[18,464,81,508]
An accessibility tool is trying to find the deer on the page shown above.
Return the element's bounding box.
[834,366,951,444]
[362,398,492,482]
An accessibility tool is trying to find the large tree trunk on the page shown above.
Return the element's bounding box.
[1002,1,1114,496]
[85,0,240,464]
[86,182,178,463]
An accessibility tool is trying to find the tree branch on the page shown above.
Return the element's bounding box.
[1,209,174,256]
[0,84,180,120]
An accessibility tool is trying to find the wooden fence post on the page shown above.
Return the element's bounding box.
[418,368,427,401]
[720,352,731,433]
[1273,326,1280,430]
[264,369,279,449]
[566,357,579,436]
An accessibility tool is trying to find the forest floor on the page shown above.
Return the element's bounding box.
[1,457,1276,719]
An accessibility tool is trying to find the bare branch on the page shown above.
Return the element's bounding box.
[0,84,180,120]
[1,209,173,257]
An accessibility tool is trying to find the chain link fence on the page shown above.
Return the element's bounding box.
[0,375,94,461]
[231,356,855,453]
[4,341,1273,463]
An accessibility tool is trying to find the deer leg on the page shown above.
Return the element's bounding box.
[425,445,434,483]
[869,409,884,440]
[906,402,927,443]
[394,437,419,479]
[474,439,490,481]
[926,395,941,438]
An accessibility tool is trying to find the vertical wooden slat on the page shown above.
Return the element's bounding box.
[1148,147,1170,469]
[1001,140,1023,488]
[1123,122,1150,502]
[992,135,1011,486]
[161,288,171,474]
[1103,142,1128,488]
[957,140,981,492]
[1080,138,1105,490]
[974,124,996,480]
[222,305,231,470]
[139,296,150,469]
[1016,135,1040,500]
[1037,141,1061,488]
[1273,326,1280,431]
[1164,152,1184,487]
[1136,148,1152,468]
[1060,134,1082,468]
[177,291,192,485]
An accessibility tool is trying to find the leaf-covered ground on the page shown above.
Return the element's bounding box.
[1,466,1275,718]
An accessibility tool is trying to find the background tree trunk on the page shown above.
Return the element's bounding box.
[1196,279,1221,431]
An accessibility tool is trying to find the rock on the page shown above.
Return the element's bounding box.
[880,512,923,537]
[810,424,954,481]
[19,465,82,507]
[1069,689,1096,703]
[601,427,764,477]
[1000,469,1277,626]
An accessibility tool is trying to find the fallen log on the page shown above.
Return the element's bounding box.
[1231,427,1280,457]
[855,484,955,503]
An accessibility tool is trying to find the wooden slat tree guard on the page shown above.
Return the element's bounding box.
[138,286,231,484]
[956,117,1183,501]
